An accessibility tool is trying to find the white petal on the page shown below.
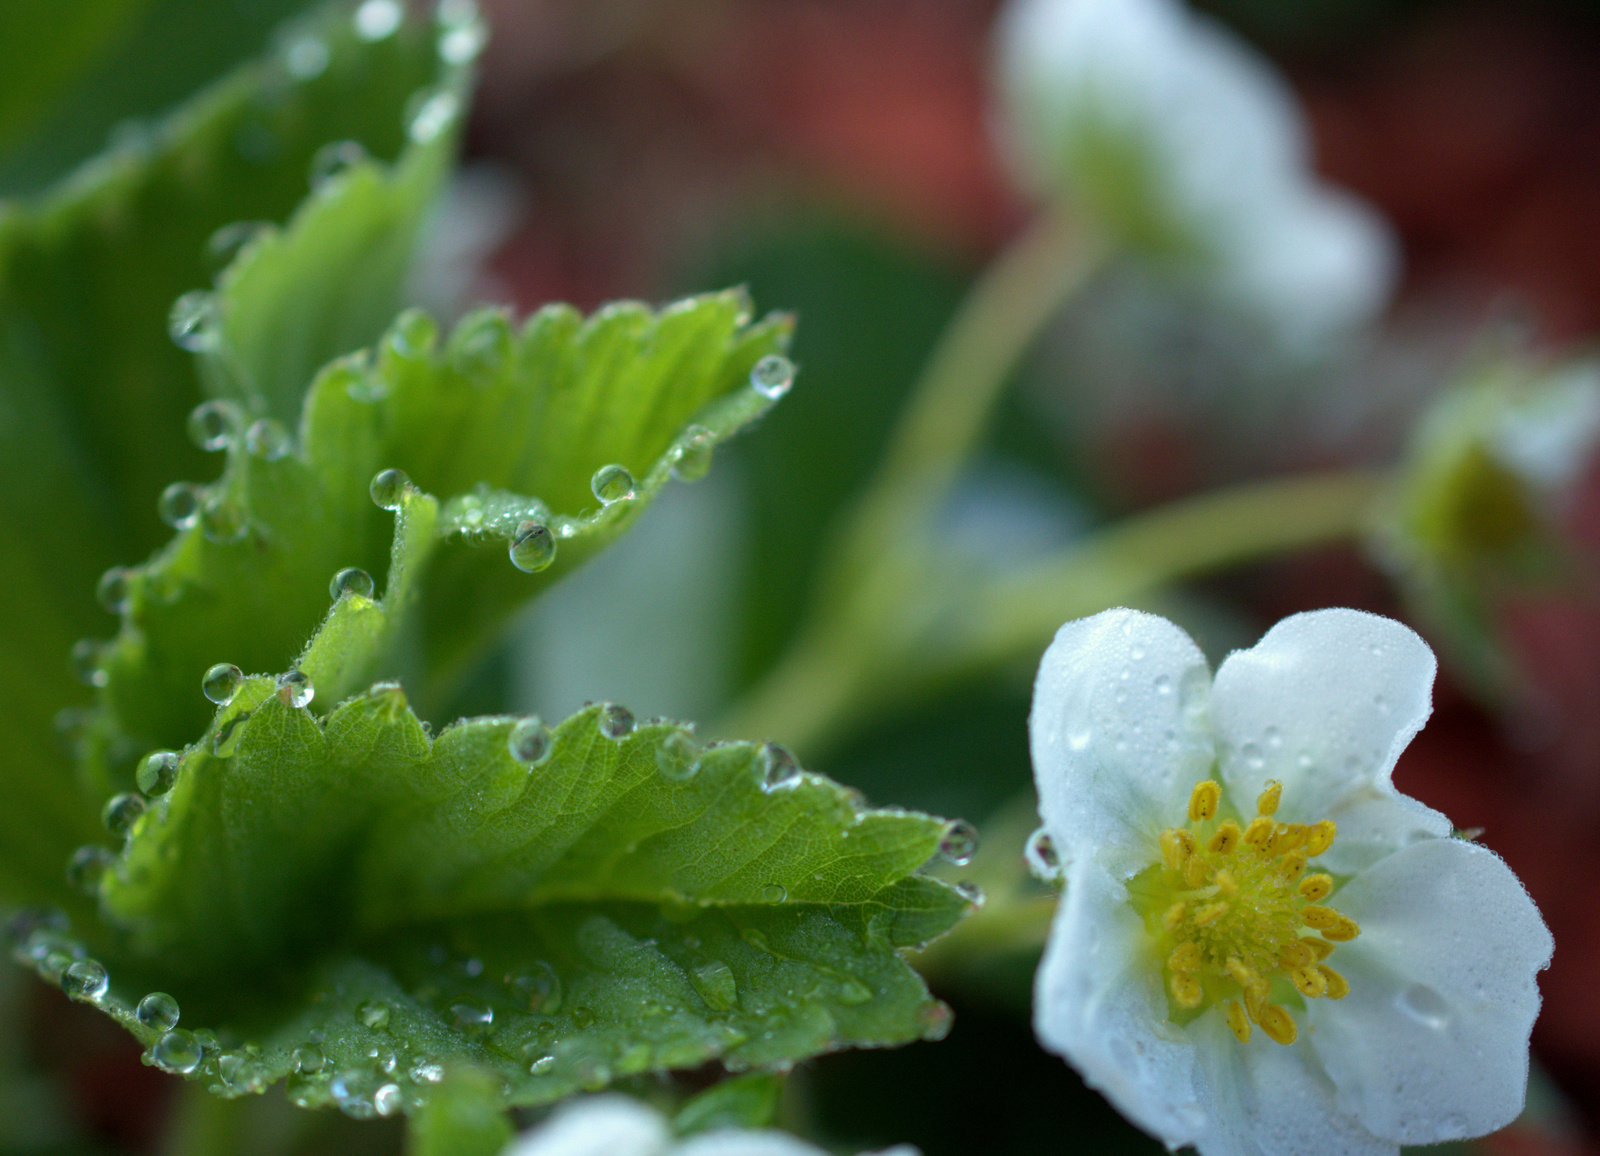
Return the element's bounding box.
[1308,838,1553,1145]
[1208,609,1450,874]
[674,1131,832,1156]
[1030,609,1216,877]
[1188,1014,1395,1156]
[502,1095,669,1156]
[1034,856,1205,1147]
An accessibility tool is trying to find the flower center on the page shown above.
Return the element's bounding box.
[1129,778,1357,1046]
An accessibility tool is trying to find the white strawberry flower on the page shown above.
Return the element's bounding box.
[1029,607,1551,1156]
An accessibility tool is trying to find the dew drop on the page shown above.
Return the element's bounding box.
[331,1071,377,1119]
[293,1043,326,1073]
[355,0,402,39]
[370,468,410,511]
[66,846,113,893]
[70,638,108,687]
[590,464,636,505]
[655,730,700,781]
[509,520,556,573]
[528,1054,556,1076]
[282,35,330,80]
[938,819,979,866]
[309,140,367,190]
[690,960,737,1012]
[408,90,459,144]
[186,400,236,451]
[277,670,314,709]
[367,1046,397,1074]
[670,425,714,482]
[508,717,552,765]
[447,997,494,1036]
[388,308,436,358]
[200,495,248,543]
[1153,674,1172,695]
[213,711,251,757]
[506,960,562,1013]
[1395,983,1450,1031]
[244,418,292,460]
[168,291,218,352]
[373,1083,403,1116]
[758,742,800,790]
[330,567,375,601]
[102,793,146,839]
[954,880,986,907]
[409,1059,444,1084]
[158,482,201,530]
[917,1001,954,1042]
[62,958,108,1002]
[150,1030,203,1074]
[438,21,485,64]
[1025,827,1062,880]
[96,567,133,614]
[1264,725,1283,749]
[597,703,634,740]
[749,354,795,399]
[355,1001,391,1030]
[1241,742,1265,770]
[137,751,181,796]
[761,882,787,904]
[137,992,180,1032]
[202,662,243,704]
[206,220,271,270]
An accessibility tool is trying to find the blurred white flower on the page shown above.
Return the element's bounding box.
[500,1095,920,1156]
[1028,607,1551,1156]
[993,0,1397,353]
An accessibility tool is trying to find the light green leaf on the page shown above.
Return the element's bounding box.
[0,0,468,908]
[673,1072,783,1135]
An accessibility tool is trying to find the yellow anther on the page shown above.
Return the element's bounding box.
[1225,1000,1252,1043]
[1305,820,1337,856]
[1162,901,1187,932]
[1160,828,1194,870]
[1321,916,1361,942]
[1225,957,1256,988]
[1291,967,1328,998]
[1256,780,1282,816]
[1304,937,1335,961]
[1278,941,1314,969]
[1189,779,1221,822]
[1243,981,1269,1023]
[1208,821,1243,855]
[1301,904,1339,930]
[1243,816,1275,850]
[1183,856,1209,888]
[1168,941,1202,974]
[1193,901,1229,927]
[1258,1004,1298,1046]
[1268,823,1306,855]
[1278,848,1307,882]
[1214,868,1238,896]
[1170,973,1203,1009]
[1318,964,1350,1000]
[1298,873,1333,902]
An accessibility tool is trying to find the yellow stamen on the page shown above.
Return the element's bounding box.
[1321,916,1361,942]
[1225,956,1256,988]
[1301,904,1339,930]
[1170,973,1203,1009]
[1278,848,1307,882]
[1242,816,1275,849]
[1162,901,1187,932]
[1160,828,1193,870]
[1193,901,1229,927]
[1298,873,1333,902]
[1183,856,1209,888]
[1256,780,1282,816]
[1168,941,1202,974]
[1189,780,1220,822]
[1318,965,1349,1000]
[1258,1004,1298,1045]
[1207,821,1242,855]
[1291,966,1328,998]
[1268,823,1306,855]
[1243,981,1269,1024]
[1213,868,1238,896]
[1225,1000,1252,1043]
[1278,941,1314,969]
[1304,937,1335,961]
[1304,820,1337,856]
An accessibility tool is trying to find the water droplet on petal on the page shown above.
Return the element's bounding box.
[244,418,292,460]
[137,992,180,1032]
[1153,674,1172,695]
[597,703,634,740]
[102,793,146,839]
[938,820,979,866]
[168,291,219,352]
[159,482,202,529]
[690,960,737,1012]
[761,882,787,904]
[97,567,133,614]
[591,464,636,505]
[750,354,795,399]
[355,0,402,39]
[508,717,551,765]
[758,742,800,790]
[66,846,113,893]
[1241,742,1265,770]
[447,997,493,1036]
[71,638,108,687]
[309,140,367,191]
[283,36,330,80]
[1395,983,1450,1030]
[330,567,375,601]
[151,1030,203,1074]
[506,960,562,1013]
[670,425,714,482]
[277,670,314,709]
[655,730,700,781]
[293,1043,326,1073]
[62,958,108,1002]
[202,662,243,704]
[407,90,458,144]
[370,468,410,511]
[1025,827,1062,880]
[509,520,556,572]
[137,751,181,796]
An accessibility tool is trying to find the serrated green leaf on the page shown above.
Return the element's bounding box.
[25,693,966,1114]
[0,1,467,907]
[82,294,791,798]
[673,1072,783,1135]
